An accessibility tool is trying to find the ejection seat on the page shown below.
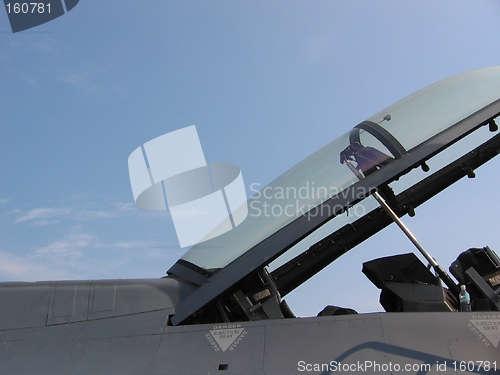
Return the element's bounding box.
[363,253,458,312]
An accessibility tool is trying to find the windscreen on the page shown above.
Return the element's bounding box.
[178,66,500,272]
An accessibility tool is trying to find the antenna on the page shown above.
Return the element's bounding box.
[377,114,392,124]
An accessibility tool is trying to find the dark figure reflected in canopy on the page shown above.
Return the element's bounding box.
[340,141,392,176]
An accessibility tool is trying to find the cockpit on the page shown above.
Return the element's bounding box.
[167,66,500,326]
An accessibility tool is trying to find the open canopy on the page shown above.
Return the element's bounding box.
[168,66,500,325]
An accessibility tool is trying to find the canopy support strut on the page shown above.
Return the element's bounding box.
[345,160,460,296]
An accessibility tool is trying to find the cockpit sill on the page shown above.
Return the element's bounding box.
[167,66,500,326]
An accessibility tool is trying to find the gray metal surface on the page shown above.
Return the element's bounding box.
[155,324,265,375]
[0,310,167,375]
[0,278,179,330]
[2,307,498,374]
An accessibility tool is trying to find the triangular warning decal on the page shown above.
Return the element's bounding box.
[469,320,500,348]
[209,328,244,352]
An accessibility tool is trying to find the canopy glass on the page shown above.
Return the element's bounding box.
[177,66,500,272]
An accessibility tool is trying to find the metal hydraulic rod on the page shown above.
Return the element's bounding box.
[344,161,460,295]
[371,189,460,295]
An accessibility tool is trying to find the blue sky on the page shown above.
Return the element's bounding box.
[1,1,500,316]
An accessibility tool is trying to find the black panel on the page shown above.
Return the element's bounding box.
[362,253,439,289]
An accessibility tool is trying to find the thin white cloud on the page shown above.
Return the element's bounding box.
[6,231,99,278]
[56,61,127,97]
[0,50,12,65]
[0,198,9,205]
[3,209,21,217]
[113,202,137,212]
[72,210,117,220]
[305,32,338,64]
[20,76,39,86]
[29,220,60,227]
[35,233,99,259]
[0,251,69,281]
[57,71,93,90]
[70,203,142,220]
[28,37,65,55]
[12,201,145,225]
[15,207,72,223]
[0,231,168,282]
[112,240,150,249]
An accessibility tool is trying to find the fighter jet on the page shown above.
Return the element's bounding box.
[1,66,500,374]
